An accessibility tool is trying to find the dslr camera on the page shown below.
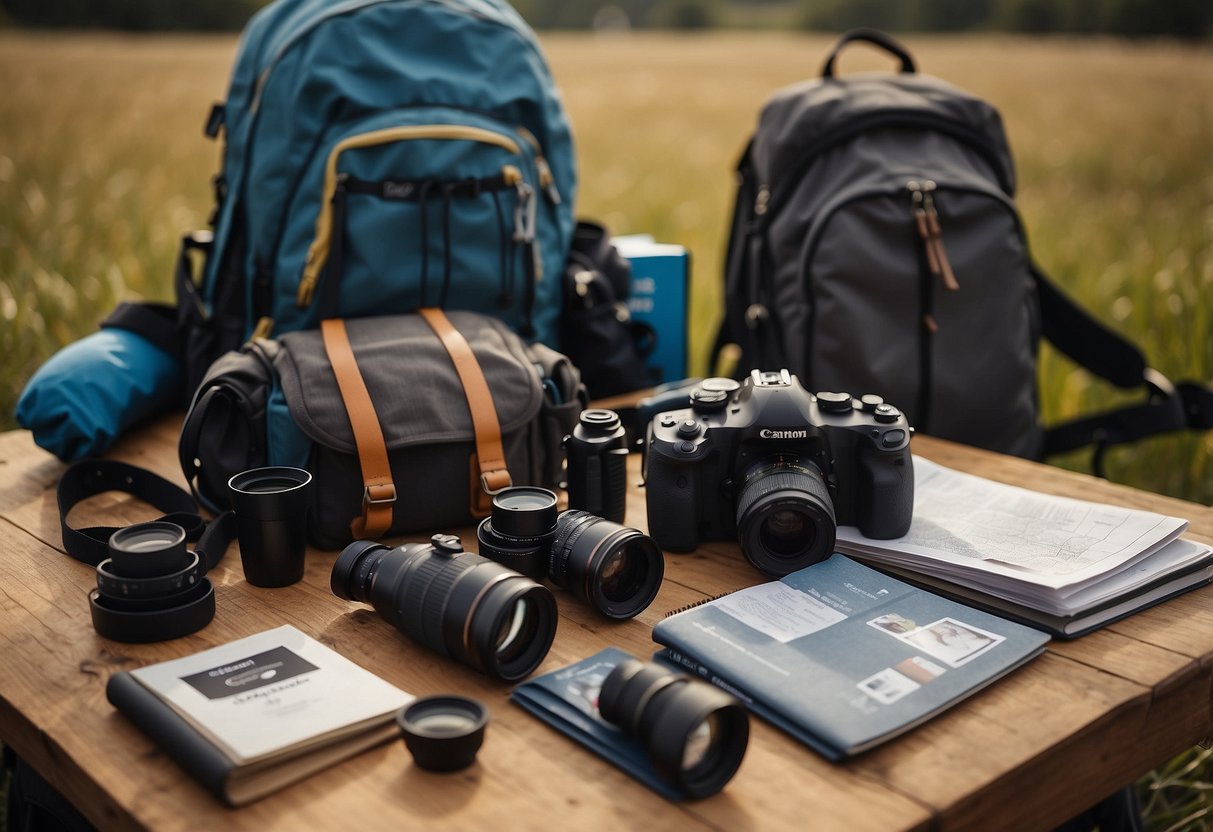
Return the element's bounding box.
[644,370,913,577]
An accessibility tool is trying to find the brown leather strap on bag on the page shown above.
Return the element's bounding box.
[320,318,396,539]
[418,308,512,516]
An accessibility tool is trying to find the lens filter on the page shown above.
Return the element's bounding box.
[397,695,489,772]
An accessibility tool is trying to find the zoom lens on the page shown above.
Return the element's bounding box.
[735,456,836,577]
[548,510,664,619]
[90,521,215,644]
[331,534,556,681]
[599,659,748,798]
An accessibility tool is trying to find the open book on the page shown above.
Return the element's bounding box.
[652,554,1049,759]
[836,458,1213,637]
[107,625,413,806]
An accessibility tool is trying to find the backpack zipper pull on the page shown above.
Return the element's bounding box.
[907,180,942,278]
[922,181,959,291]
[505,164,543,284]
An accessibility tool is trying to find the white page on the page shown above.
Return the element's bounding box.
[131,625,413,763]
[836,457,1188,592]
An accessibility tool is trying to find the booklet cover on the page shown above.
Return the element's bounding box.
[107,625,413,806]
[612,234,689,386]
[652,554,1049,760]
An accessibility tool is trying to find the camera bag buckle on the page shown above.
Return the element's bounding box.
[364,483,398,506]
[480,469,512,496]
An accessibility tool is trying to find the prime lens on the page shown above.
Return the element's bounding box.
[548,511,664,619]
[475,487,560,579]
[599,659,748,798]
[735,456,836,577]
[331,534,556,682]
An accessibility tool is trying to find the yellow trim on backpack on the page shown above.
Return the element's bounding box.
[297,125,522,307]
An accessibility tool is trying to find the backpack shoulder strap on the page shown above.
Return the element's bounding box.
[1035,265,1213,472]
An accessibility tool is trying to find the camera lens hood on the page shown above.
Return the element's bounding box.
[89,578,215,644]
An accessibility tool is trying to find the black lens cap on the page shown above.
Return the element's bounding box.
[108,521,190,577]
[398,695,489,772]
[489,487,559,539]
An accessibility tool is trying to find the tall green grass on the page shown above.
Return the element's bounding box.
[0,31,1211,829]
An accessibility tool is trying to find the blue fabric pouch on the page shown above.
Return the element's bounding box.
[16,310,185,461]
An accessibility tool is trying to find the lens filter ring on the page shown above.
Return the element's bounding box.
[95,551,206,599]
[108,521,191,577]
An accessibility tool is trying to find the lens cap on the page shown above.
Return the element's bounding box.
[398,695,489,772]
[489,487,559,539]
[109,521,190,577]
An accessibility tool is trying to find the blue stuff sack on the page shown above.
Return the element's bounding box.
[17,316,185,461]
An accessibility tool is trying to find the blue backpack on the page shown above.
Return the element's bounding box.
[19,0,578,460]
[182,0,576,387]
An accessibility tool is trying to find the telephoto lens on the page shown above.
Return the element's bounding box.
[598,659,749,798]
[89,521,216,643]
[331,533,557,682]
[477,487,665,620]
[564,408,629,523]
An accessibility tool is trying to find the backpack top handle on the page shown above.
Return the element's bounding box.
[821,28,917,79]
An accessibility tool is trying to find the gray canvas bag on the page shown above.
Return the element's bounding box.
[180,309,584,548]
[713,29,1212,468]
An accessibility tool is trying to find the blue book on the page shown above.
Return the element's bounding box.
[612,235,689,386]
[652,554,1050,759]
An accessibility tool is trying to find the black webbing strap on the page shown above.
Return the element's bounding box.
[1036,265,1213,468]
[101,302,180,357]
[57,459,234,571]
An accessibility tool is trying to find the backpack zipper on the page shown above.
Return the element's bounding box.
[296,124,523,307]
[907,180,959,293]
[515,125,562,205]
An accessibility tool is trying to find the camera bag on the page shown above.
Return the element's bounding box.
[713,29,1213,469]
[179,309,585,548]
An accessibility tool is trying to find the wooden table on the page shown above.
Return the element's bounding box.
[1,415,1211,831]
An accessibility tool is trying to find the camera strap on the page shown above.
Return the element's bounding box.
[57,459,235,571]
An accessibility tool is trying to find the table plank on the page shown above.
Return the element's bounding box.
[1,419,1211,831]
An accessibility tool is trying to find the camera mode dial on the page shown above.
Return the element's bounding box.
[815,391,853,413]
[860,394,884,412]
[690,388,729,414]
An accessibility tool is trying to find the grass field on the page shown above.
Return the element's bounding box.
[0,30,1211,829]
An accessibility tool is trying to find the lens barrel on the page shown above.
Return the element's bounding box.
[331,534,556,682]
[565,409,629,523]
[735,457,836,577]
[548,511,664,619]
[90,521,215,643]
[599,659,749,798]
[475,487,560,579]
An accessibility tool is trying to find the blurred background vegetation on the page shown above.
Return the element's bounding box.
[0,1,1211,830]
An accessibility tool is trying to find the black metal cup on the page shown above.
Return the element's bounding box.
[228,466,313,588]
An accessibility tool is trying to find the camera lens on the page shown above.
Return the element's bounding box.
[735,457,836,577]
[90,521,215,643]
[598,659,748,798]
[548,510,664,619]
[108,521,190,577]
[331,534,556,682]
[565,408,629,523]
[475,487,560,579]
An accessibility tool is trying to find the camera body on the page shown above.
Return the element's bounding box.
[645,370,913,575]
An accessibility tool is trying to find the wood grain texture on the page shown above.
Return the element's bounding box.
[1,419,1210,831]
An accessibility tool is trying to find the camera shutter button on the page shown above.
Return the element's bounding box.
[860,394,884,412]
[873,404,901,424]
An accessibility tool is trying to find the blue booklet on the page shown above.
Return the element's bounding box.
[652,554,1050,760]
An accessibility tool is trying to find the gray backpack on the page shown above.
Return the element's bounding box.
[714,29,1212,467]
